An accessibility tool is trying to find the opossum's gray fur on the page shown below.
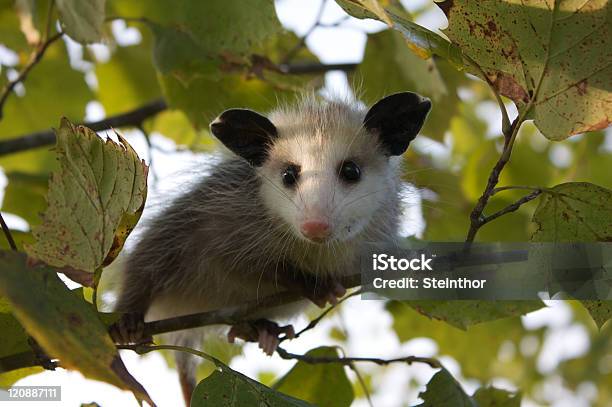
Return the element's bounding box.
[114,94,405,398]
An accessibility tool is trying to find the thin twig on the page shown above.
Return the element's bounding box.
[281,289,363,343]
[275,347,442,369]
[482,189,542,225]
[492,185,545,195]
[0,213,17,251]
[0,32,64,120]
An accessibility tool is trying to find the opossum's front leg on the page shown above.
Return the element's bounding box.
[227,319,295,355]
[109,312,152,345]
[276,263,347,308]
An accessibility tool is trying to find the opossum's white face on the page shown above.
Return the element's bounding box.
[210,93,431,244]
[259,117,392,243]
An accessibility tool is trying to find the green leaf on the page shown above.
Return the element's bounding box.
[95,30,162,115]
[416,369,521,407]
[407,300,543,330]
[0,296,43,385]
[0,367,44,388]
[56,0,106,44]
[531,182,612,242]
[2,172,48,227]
[472,386,521,407]
[25,119,148,282]
[0,251,153,403]
[416,368,475,407]
[531,182,612,328]
[438,0,611,140]
[274,347,354,407]
[354,29,462,140]
[111,0,282,82]
[191,368,312,407]
[156,26,322,129]
[334,0,463,66]
[0,297,30,366]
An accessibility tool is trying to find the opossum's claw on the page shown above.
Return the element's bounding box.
[109,312,152,345]
[227,319,294,355]
[306,279,347,308]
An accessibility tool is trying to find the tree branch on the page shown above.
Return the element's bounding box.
[0,60,357,157]
[279,62,358,74]
[141,273,362,337]
[0,32,64,120]
[465,118,522,243]
[0,99,167,156]
[275,347,442,369]
[138,247,526,338]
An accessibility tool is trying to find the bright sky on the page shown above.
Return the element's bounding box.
[0,1,602,406]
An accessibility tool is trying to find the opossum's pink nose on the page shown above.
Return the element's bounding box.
[300,220,331,242]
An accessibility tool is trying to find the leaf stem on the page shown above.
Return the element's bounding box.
[464,55,511,136]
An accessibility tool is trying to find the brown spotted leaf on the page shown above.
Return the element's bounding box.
[25,118,148,283]
[531,182,612,242]
[531,182,612,328]
[438,0,611,140]
[0,251,154,405]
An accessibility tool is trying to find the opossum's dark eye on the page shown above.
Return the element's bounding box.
[282,164,300,187]
[339,161,361,183]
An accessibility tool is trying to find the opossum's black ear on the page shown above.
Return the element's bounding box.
[210,109,277,166]
[364,92,431,156]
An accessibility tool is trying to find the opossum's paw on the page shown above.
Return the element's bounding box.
[307,279,347,308]
[227,319,295,356]
[109,312,152,345]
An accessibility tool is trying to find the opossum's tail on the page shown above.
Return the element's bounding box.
[167,330,202,406]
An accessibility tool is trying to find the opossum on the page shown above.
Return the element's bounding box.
[112,92,431,403]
